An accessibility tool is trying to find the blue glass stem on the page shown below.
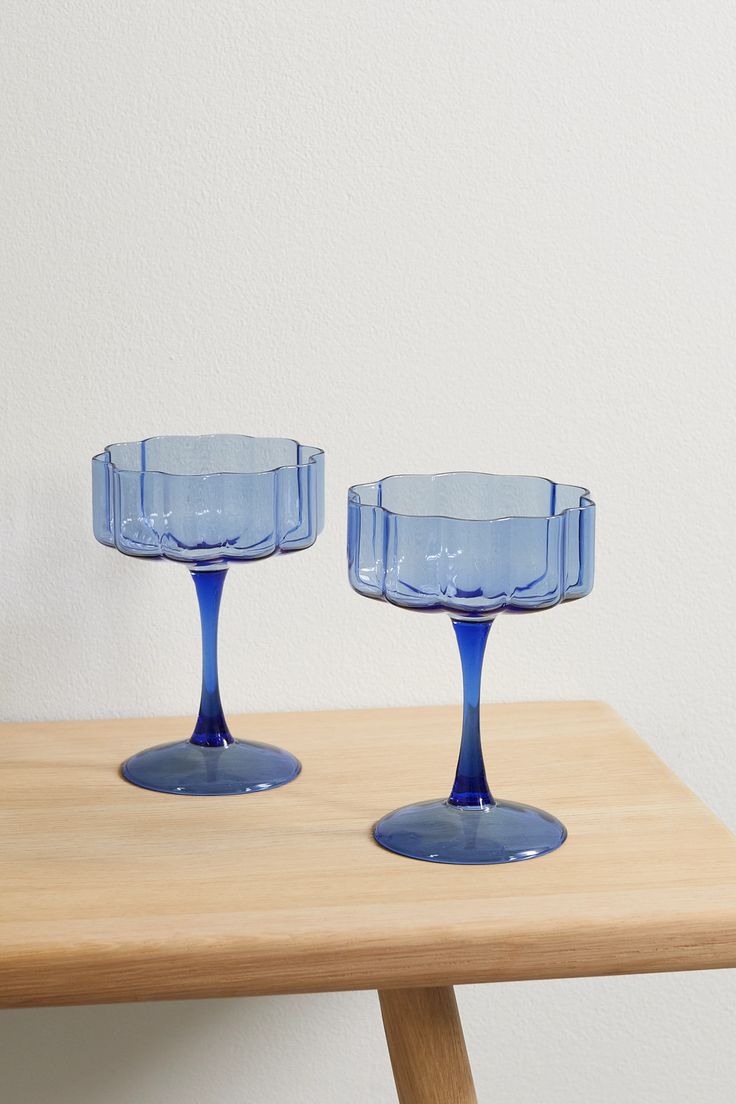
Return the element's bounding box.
[448,619,495,808]
[190,569,233,748]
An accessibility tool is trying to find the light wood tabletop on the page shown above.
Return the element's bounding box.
[1,700,735,1012]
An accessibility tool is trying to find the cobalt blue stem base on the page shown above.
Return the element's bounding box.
[121,739,301,797]
[373,798,567,865]
[373,617,567,863]
[120,567,301,796]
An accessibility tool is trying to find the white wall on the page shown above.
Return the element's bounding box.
[2,2,735,1100]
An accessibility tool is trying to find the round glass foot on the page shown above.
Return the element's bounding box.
[373,798,567,865]
[121,739,302,796]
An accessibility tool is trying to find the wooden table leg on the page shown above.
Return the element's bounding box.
[378,986,477,1104]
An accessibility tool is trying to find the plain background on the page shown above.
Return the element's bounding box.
[2,2,735,1101]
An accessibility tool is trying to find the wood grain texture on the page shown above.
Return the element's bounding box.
[379,987,477,1104]
[0,702,735,1009]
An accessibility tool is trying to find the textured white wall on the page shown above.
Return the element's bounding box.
[2,2,735,1101]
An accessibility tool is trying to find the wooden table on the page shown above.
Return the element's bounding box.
[2,702,735,1103]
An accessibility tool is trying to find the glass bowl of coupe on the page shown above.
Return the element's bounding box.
[93,434,324,795]
[348,472,594,863]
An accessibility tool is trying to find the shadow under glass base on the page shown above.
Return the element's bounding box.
[121,739,302,796]
[373,798,567,865]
